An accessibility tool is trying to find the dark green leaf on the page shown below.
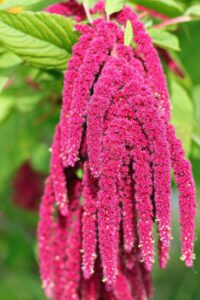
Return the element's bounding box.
[129,0,183,18]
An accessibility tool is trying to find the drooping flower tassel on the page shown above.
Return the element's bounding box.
[118,7,196,267]
[82,162,98,279]
[125,76,171,268]
[119,157,136,253]
[37,3,197,300]
[53,214,68,299]
[60,25,94,165]
[87,58,125,177]
[62,179,82,300]
[38,177,55,298]
[118,7,171,122]
[50,125,68,216]
[167,125,196,267]
[66,21,118,167]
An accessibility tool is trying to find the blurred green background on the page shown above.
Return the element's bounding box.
[0,0,200,299]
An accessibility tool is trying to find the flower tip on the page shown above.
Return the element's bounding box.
[185,260,193,268]
[83,268,94,280]
[159,257,168,269]
[60,206,68,217]
[144,261,153,272]
[183,254,195,268]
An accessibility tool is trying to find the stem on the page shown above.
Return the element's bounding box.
[83,3,93,24]
[155,15,192,29]
[138,11,148,20]
[106,13,110,22]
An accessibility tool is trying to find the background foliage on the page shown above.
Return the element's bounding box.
[0,0,199,299]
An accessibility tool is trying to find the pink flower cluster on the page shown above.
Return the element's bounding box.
[38,2,196,299]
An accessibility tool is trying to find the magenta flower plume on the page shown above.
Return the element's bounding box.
[167,125,196,267]
[45,0,85,21]
[60,25,94,166]
[38,177,55,298]
[82,162,98,279]
[38,2,196,300]
[50,125,68,216]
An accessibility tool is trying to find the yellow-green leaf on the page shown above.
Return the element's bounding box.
[124,20,134,46]
[106,0,125,16]
[148,28,180,51]
[0,11,77,70]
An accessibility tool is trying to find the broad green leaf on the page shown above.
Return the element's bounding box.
[170,81,194,155]
[185,5,200,18]
[129,0,183,17]
[106,0,125,16]
[124,20,133,46]
[0,11,77,70]
[148,28,180,51]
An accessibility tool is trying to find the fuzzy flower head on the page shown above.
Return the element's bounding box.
[38,2,196,299]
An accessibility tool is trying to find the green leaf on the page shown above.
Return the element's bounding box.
[148,28,180,51]
[0,49,22,69]
[105,0,125,16]
[31,143,50,174]
[0,103,58,187]
[0,0,36,10]
[191,85,200,148]
[0,47,21,93]
[0,74,9,93]
[0,94,14,121]
[0,11,77,70]
[129,0,183,17]
[77,0,97,8]
[124,20,134,46]
[76,168,84,179]
[185,5,200,18]
[170,81,194,155]
[0,67,16,93]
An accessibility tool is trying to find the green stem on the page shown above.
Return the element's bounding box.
[138,11,148,20]
[83,3,93,24]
